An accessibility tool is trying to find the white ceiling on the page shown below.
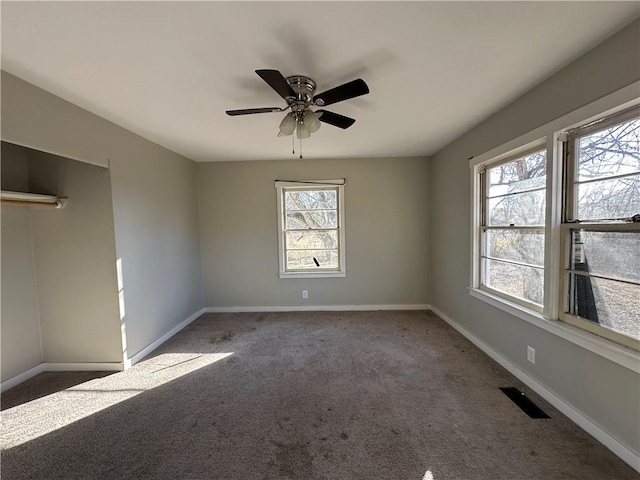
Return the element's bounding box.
[1,2,638,162]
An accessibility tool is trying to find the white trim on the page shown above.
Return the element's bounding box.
[479,284,543,313]
[124,308,206,368]
[1,362,123,393]
[469,288,640,373]
[469,81,640,168]
[278,271,347,279]
[478,140,547,170]
[430,305,640,473]
[204,304,431,313]
[559,310,640,352]
[542,134,564,321]
[42,362,123,372]
[2,308,208,390]
[470,165,481,289]
[1,364,45,393]
[274,179,345,188]
[471,144,547,310]
[276,181,347,278]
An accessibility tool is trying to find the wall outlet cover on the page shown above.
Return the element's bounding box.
[527,346,536,364]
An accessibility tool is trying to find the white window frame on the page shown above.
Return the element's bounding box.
[476,143,547,312]
[469,81,640,370]
[559,107,640,351]
[275,180,346,279]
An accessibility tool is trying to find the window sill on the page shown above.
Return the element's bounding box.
[279,271,346,279]
[469,288,639,372]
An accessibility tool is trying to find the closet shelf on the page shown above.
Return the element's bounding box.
[1,190,66,208]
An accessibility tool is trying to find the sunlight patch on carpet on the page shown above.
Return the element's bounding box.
[0,352,233,449]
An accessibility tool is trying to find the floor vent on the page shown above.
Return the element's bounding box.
[500,387,550,419]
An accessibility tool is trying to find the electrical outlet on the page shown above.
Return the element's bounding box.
[527,346,536,364]
[302,290,308,299]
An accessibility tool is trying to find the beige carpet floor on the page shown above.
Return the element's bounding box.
[1,310,638,479]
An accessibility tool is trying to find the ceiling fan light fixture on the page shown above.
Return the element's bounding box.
[297,121,311,139]
[278,113,296,136]
[303,110,321,133]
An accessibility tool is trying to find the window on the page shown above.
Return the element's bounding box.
[561,109,640,347]
[471,100,640,353]
[478,147,547,309]
[275,180,346,278]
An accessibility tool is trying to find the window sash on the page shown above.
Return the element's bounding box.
[575,170,640,186]
[479,224,546,310]
[565,269,640,287]
[478,149,547,310]
[276,181,346,277]
[566,105,640,139]
[560,226,640,351]
[486,185,546,200]
[560,107,640,349]
[564,107,640,223]
[283,187,339,272]
[480,226,545,266]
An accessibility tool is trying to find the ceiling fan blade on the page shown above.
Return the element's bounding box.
[226,107,283,116]
[313,79,369,107]
[255,69,296,99]
[316,110,356,129]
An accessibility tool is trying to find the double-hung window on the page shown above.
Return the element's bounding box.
[478,147,547,309]
[275,180,346,278]
[561,108,640,347]
[472,96,639,353]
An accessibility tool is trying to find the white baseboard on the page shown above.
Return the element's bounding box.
[42,362,123,372]
[2,308,207,391]
[429,305,640,473]
[124,307,207,368]
[204,304,431,313]
[1,362,123,393]
[1,364,45,393]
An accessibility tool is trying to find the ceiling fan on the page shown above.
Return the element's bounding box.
[226,69,369,156]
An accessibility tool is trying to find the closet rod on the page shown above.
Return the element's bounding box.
[1,199,64,208]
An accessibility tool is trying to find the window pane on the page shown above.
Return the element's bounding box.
[286,210,337,229]
[488,150,546,197]
[486,229,544,266]
[485,259,543,305]
[578,117,640,182]
[285,189,337,211]
[488,190,545,226]
[576,174,640,220]
[568,274,640,341]
[570,230,640,283]
[286,230,338,250]
[287,249,339,270]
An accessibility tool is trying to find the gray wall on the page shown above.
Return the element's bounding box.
[1,71,204,361]
[198,157,429,308]
[1,143,42,380]
[27,149,122,364]
[109,141,202,358]
[429,20,640,454]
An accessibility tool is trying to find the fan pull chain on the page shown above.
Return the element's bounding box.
[299,136,303,159]
[292,134,295,156]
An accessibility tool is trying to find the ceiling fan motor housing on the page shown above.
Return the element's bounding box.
[286,75,317,106]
